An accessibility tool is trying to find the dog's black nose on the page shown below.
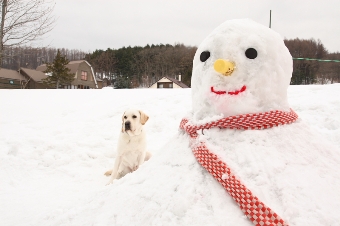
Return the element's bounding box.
[125,121,131,130]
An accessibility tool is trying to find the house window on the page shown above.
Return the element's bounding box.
[81,71,88,80]
[76,85,90,89]
[158,82,172,88]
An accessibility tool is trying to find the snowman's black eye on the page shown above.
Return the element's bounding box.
[245,48,257,59]
[200,51,210,62]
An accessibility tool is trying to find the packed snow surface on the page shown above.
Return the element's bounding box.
[1,85,340,225]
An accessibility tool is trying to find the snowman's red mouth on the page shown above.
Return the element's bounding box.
[211,85,246,95]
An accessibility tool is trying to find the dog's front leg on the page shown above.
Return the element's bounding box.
[135,151,147,170]
[106,156,122,185]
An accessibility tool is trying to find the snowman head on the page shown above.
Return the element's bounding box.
[191,19,293,121]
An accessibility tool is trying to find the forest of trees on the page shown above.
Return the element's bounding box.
[84,38,340,87]
[84,43,196,88]
[284,38,340,85]
[1,39,339,88]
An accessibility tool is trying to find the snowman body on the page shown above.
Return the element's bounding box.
[199,121,340,225]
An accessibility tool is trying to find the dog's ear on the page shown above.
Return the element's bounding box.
[139,110,149,125]
[121,112,125,133]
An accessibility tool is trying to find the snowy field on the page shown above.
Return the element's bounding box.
[1,85,340,225]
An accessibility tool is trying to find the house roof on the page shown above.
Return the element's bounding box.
[36,64,46,71]
[149,76,189,88]
[20,67,47,82]
[68,60,84,64]
[36,60,87,74]
[0,68,26,81]
[165,76,189,88]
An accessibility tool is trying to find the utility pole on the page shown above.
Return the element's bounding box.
[269,10,272,28]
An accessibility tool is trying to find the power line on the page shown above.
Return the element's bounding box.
[293,58,340,63]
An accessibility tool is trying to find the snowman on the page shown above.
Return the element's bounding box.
[181,19,340,225]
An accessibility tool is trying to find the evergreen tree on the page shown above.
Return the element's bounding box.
[115,75,130,89]
[42,50,75,89]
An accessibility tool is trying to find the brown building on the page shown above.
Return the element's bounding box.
[0,68,27,89]
[95,77,103,89]
[102,78,109,87]
[19,67,50,89]
[36,60,100,89]
[0,60,102,89]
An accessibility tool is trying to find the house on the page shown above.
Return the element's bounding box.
[95,77,103,89]
[149,75,189,89]
[0,68,27,89]
[0,60,101,89]
[36,60,100,89]
[19,67,50,89]
[0,67,50,89]
[102,78,109,87]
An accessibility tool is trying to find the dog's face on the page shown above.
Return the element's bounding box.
[121,109,149,136]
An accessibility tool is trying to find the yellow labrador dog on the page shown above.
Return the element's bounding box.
[105,109,151,185]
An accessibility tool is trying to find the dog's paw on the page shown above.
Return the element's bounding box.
[133,165,139,171]
[104,170,112,176]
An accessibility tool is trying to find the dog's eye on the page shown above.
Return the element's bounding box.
[132,115,137,119]
[124,116,127,119]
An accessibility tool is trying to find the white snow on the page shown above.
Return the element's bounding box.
[2,19,340,226]
[0,85,340,225]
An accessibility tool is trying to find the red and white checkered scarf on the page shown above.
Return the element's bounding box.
[180,109,298,226]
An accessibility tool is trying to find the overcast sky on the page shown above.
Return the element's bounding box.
[42,0,340,53]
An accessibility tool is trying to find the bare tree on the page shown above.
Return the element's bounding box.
[0,0,56,67]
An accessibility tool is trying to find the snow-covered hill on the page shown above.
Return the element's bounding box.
[1,85,340,225]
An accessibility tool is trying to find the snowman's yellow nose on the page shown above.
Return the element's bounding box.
[214,59,235,76]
